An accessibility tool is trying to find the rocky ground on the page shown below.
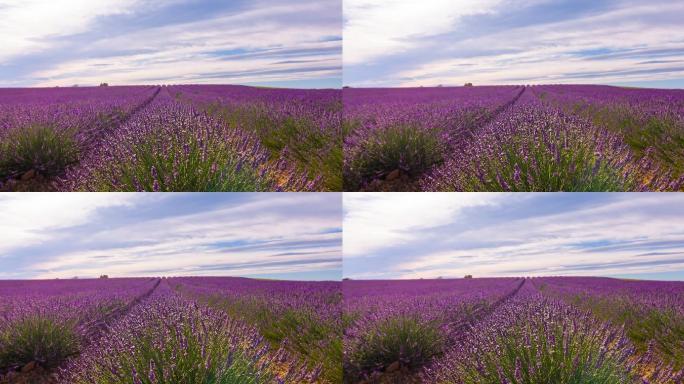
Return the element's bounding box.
[0,170,57,192]
[358,169,421,192]
[355,361,423,384]
[0,362,59,384]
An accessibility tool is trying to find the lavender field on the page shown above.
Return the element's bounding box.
[2,276,682,383]
[0,85,342,192]
[343,277,684,384]
[0,277,342,384]
[343,85,684,191]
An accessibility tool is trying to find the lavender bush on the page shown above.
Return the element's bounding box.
[0,124,79,180]
[426,284,637,383]
[63,282,317,384]
[533,276,684,380]
[533,84,684,176]
[170,85,342,191]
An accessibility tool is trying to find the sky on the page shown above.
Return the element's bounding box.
[0,193,342,280]
[0,0,341,88]
[344,0,684,88]
[344,193,684,281]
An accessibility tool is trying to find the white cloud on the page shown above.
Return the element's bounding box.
[343,192,506,257]
[0,0,144,64]
[343,0,502,65]
[33,239,341,279]
[32,39,340,86]
[0,193,141,255]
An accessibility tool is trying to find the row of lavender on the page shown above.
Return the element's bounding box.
[168,85,343,191]
[531,276,684,378]
[0,85,340,191]
[63,280,322,383]
[344,85,684,191]
[64,87,317,192]
[535,84,684,172]
[169,277,344,383]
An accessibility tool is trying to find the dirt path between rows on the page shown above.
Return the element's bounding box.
[451,85,527,145]
[79,278,160,343]
[79,86,161,155]
[445,278,525,343]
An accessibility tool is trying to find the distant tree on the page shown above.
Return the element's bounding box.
[464,82,473,87]
[99,82,109,87]
[343,86,351,89]
[99,274,109,279]
[437,84,443,87]
[72,84,79,87]
[342,277,351,281]
[464,274,473,279]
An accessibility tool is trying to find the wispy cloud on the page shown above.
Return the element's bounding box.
[343,0,501,65]
[0,193,141,255]
[343,0,684,88]
[0,0,341,87]
[343,192,506,257]
[0,193,341,280]
[0,0,145,64]
[343,193,684,280]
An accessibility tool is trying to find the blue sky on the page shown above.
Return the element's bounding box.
[0,193,341,280]
[0,0,341,88]
[344,0,684,88]
[344,193,684,281]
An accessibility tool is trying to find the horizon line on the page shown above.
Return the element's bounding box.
[0,275,340,283]
[0,83,341,91]
[342,275,684,282]
[342,83,684,90]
